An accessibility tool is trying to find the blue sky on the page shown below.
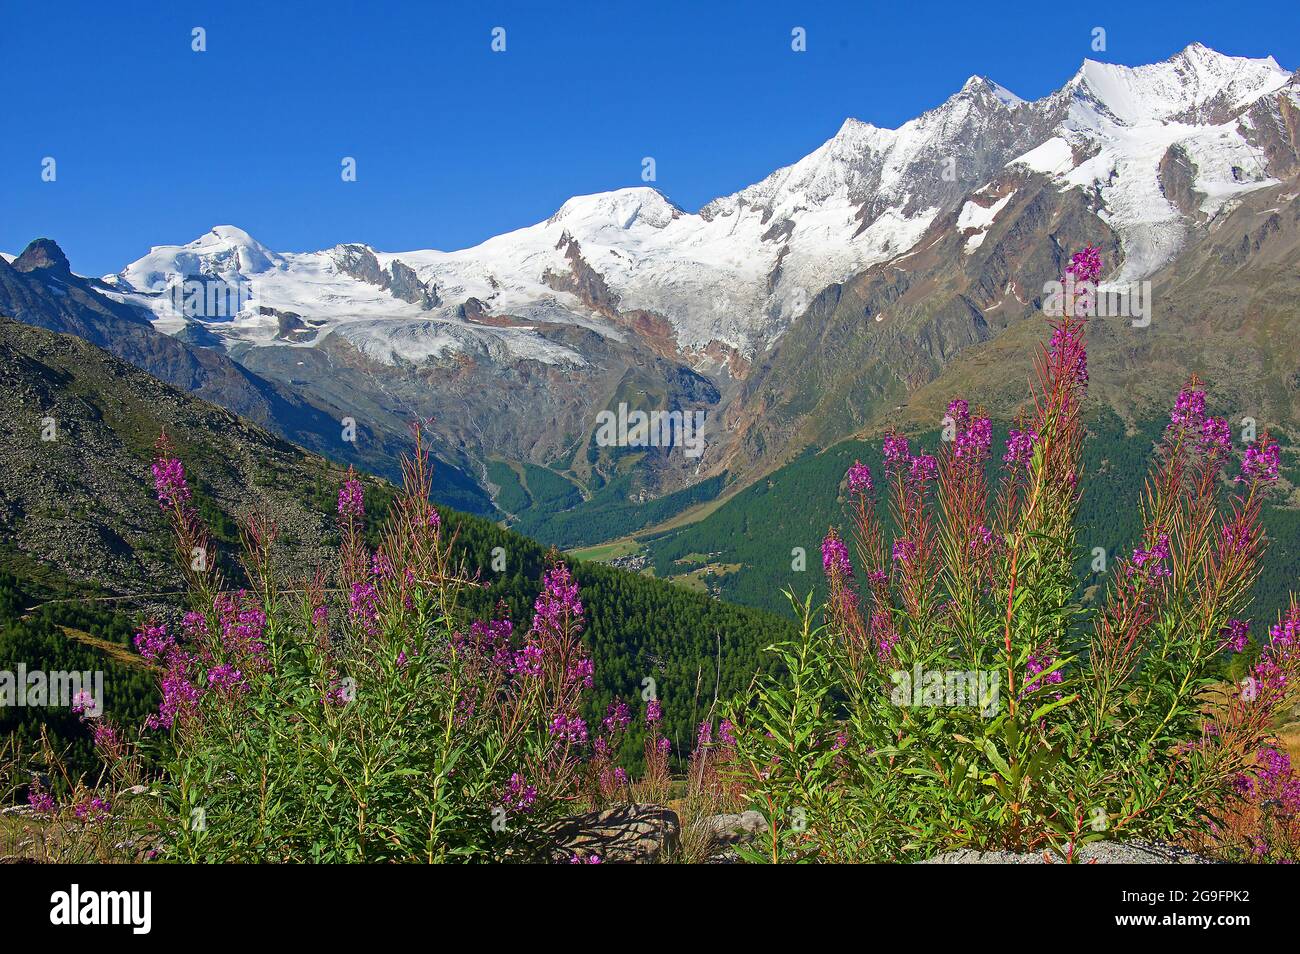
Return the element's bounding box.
[2,0,1297,275]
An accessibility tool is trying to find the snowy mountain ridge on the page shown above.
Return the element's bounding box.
[105,44,1295,372]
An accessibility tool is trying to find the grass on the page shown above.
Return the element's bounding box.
[567,539,641,562]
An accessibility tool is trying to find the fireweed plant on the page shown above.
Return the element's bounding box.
[729,248,1300,863]
[101,428,610,862]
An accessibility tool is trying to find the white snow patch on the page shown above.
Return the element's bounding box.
[1011,138,1075,175]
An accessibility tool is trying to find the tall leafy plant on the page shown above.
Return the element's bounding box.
[730,248,1299,861]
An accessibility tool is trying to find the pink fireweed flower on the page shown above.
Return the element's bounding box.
[206,663,246,695]
[697,721,713,747]
[531,564,584,638]
[909,453,938,483]
[1221,521,1255,555]
[870,612,898,661]
[892,538,917,563]
[1219,619,1250,654]
[92,722,119,750]
[1024,655,1063,694]
[427,507,441,531]
[503,772,538,813]
[348,581,380,636]
[1237,438,1280,485]
[71,689,98,717]
[27,786,55,815]
[846,459,874,494]
[180,611,208,640]
[133,623,175,660]
[73,797,111,822]
[821,533,853,577]
[1129,533,1172,580]
[1234,748,1300,815]
[1198,416,1232,458]
[602,699,631,734]
[1065,246,1103,287]
[509,643,544,678]
[646,698,663,725]
[882,434,911,471]
[323,674,353,706]
[1168,387,1207,435]
[566,657,594,690]
[145,659,201,730]
[946,399,970,426]
[549,713,588,745]
[337,477,364,520]
[1049,324,1088,386]
[213,591,269,664]
[152,456,191,510]
[718,718,736,746]
[370,550,393,579]
[1003,428,1038,470]
[460,617,514,668]
[954,416,993,463]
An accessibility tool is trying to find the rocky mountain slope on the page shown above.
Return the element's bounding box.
[0,241,491,514]
[0,314,355,592]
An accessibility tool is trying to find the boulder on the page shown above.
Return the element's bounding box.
[549,804,680,863]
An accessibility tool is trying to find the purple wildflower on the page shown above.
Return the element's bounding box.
[882,434,911,471]
[1003,428,1038,470]
[1219,619,1250,654]
[531,564,584,638]
[503,772,538,813]
[602,699,631,734]
[27,786,55,815]
[1238,439,1280,485]
[821,533,852,577]
[337,478,364,520]
[846,460,874,495]
[349,581,380,636]
[152,456,191,510]
[549,713,588,745]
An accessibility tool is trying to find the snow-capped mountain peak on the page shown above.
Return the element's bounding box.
[547,187,682,232]
[109,44,1296,369]
[959,75,1026,108]
[1066,43,1290,126]
[119,225,279,291]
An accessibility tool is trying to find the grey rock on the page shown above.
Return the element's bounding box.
[706,810,768,848]
[549,803,680,863]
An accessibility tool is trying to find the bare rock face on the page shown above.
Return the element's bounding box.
[707,810,769,848]
[330,244,439,310]
[548,804,680,863]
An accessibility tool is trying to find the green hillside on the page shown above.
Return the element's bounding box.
[637,412,1300,623]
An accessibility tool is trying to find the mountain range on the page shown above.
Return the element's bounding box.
[5,42,1299,550]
